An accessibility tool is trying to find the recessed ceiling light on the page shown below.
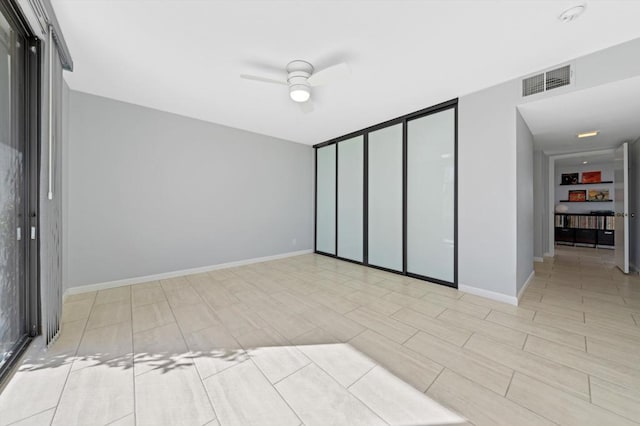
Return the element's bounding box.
[559,4,586,23]
[583,161,588,164]
[577,130,599,138]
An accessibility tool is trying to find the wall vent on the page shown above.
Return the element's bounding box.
[545,65,571,91]
[522,64,572,97]
[522,73,545,97]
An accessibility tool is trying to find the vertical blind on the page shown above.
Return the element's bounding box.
[41,27,65,345]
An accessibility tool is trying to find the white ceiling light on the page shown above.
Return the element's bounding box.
[290,85,311,103]
[559,4,586,23]
[577,130,599,138]
[583,161,588,164]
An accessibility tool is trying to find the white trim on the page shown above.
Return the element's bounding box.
[517,270,536,303]
[543,252,553,258]
[534,257,544,263]
[64,249,313,299]
[458,284,518,306]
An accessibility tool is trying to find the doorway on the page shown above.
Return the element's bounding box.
[519,75,640,275]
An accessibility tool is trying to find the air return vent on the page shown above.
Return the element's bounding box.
[522,73,545,97]
[522,64,572,97]
[546,65,571,91]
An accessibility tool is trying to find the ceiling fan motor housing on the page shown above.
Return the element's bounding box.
[287,60,313,101]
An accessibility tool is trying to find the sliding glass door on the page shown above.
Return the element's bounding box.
[337,136,363,262]
[368,124,403,271]
[314,100,457,288]
[0,2,38,381]
[407,108,456,283]
[316,144,336,254]
[0,4,27,375]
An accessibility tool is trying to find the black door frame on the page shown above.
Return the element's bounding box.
[0,0,41,385]
[313,98,458,288]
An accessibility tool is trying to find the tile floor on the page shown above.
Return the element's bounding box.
[1,247,639,425]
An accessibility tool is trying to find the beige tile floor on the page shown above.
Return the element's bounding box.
[1,247,640,425]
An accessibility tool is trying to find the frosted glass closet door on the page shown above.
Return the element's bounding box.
[407,109,455,283]
[368,124,403,271]
[316,145,336,254]
[338,136,364,261]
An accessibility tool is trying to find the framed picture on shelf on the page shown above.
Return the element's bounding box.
[582,171,602,183]
[561,173,579,185]
[569,190,587,202]
[588,189,609,201]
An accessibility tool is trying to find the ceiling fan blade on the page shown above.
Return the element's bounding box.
[240,74,287,85]
[308,62,350,87]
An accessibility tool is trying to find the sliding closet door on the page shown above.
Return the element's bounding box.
[407,108,455,284]
[316,144,336,254]
[337,136,363,262]
[368,124,403,271]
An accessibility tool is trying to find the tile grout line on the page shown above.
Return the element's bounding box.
[283,356,391,426]
[128,285,137,426]
[250,358,305,426]
[48,290,98,426]
[345,363,378,390]
[434,307,447,319]
[105,411,134,426]
[506,372,576,426]
[5,406,57,426]
[399,328,420,346]
[159,281,222,425]
[461,331,475,348]
[521,333,530,350]
[503,370,516,397]
[423,366,446,394]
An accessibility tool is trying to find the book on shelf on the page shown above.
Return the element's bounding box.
[554,213,614,230]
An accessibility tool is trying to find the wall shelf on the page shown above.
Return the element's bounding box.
[559,200,613,203]
[559,181,613,186]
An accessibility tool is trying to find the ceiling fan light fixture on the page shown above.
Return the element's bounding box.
[290,85,310,103]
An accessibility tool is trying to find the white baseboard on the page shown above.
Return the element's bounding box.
[517,270,536,304]
[543,252,553,258]
[534,257,544,263]
[64,249,313,298]
[458,284,518,306]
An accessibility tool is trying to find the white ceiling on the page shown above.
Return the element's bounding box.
[518,75,640,154]
[555,153,614,167]
[51,0,640,145]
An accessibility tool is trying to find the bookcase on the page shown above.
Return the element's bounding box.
[554,213,614,248]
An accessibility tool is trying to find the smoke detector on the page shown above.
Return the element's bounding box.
[559,4,586,23]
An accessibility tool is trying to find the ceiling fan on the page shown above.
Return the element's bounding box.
[240,60,350,103]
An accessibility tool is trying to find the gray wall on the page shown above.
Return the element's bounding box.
[66,91,313,288]
[458,80,520,297]
[516,110,534,293]
[533,149,548,259]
